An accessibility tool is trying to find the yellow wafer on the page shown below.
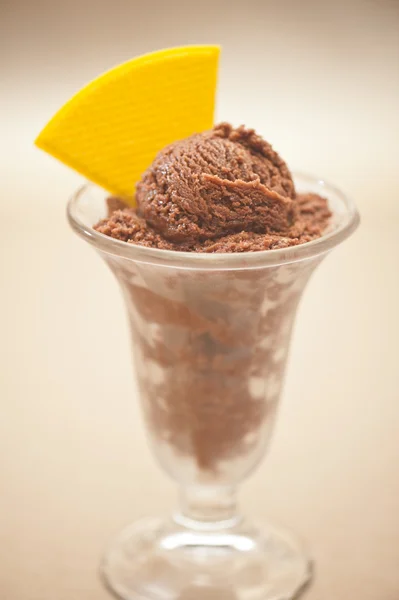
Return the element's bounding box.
[35,45,220,202]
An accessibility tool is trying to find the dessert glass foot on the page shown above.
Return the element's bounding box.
[102,516,311,600]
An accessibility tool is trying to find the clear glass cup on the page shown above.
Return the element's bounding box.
[68,174,359,600]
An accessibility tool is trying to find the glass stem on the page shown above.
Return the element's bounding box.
[174,486,240,530]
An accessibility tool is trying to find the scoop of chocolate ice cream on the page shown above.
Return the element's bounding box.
[95,123,331,252]
[135,123,296,243]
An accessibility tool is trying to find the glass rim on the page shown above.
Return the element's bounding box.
[67,172,360,270]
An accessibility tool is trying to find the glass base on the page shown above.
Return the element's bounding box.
[101,516,312,600]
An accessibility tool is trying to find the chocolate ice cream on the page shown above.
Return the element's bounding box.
[95,123,331,251]
[94,124,332,475]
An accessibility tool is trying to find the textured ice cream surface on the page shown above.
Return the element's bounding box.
[95,123,331,252]
[136,122,296,243]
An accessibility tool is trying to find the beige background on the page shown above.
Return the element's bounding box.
[1,1,399,599]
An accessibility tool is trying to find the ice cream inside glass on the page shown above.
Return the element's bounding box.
[68,124,359,600]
